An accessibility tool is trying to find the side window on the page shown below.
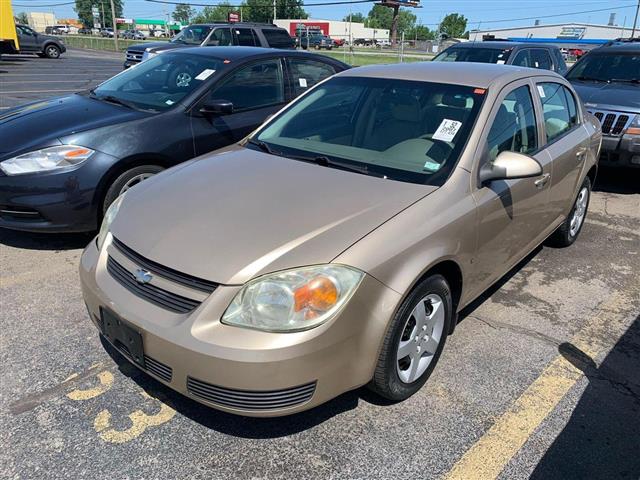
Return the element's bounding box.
[511,50,530,67]
[263,29,294,49]
[211,59,284,111]
[288,59,337,96]
[487,85,538,162]
[531,49,552,70]
[208,28,232,46]
[563,87,578,127]
[539,82,574,142]
[234,28,257,46]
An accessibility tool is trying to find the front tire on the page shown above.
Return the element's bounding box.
[369,274,452,401]
[44,44,61,59]
[102,165,164,215]
[547,176,591,248]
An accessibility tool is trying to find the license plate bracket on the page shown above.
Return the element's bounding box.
[100,308,145,368]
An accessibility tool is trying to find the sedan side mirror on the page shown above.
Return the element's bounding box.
[479,151,542,184]
[199,99,233,116]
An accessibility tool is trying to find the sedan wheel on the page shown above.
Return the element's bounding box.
[569,187,588,238]
[547,176,591,248]
[369,274,452,401]
[102,165,164,216]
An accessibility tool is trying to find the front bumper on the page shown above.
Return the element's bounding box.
[599,134,640,168]
[0,151,118,233]
[79,237,401,417]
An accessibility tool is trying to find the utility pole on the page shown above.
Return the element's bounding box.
[109,0,118,51]
[632,0,639,38]
[101,1,105,30]
[273,0,276,22]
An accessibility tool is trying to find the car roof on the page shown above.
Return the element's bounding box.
[175,46,349,66]
[338,61,560,88]
[188,22,281,28]
[591,42,640,53]
[450,41,553,50]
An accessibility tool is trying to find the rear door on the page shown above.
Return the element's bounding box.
[206,27,233,46]
[533,80,590,221]
[285,57,340,99]
[530,49,553,71]
[233,28,258,46]
[191,57,287,155]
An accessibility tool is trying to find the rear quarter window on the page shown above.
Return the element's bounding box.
[263,29,295,49]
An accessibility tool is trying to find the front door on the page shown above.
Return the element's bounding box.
[470,80,554,292]
[191,58,287,155]
[16,26,38,51]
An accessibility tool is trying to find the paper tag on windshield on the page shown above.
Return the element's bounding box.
[433,119,462,142]
[423,160,442,172]
[497,59,506,64]
[195,69,216,81]
[537,85,546,98]
[299,78,308,88]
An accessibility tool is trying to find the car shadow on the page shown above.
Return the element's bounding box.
[101,336,365,438]
[530,315,640,479]
[0,228,93,251]
[593,166,640,194]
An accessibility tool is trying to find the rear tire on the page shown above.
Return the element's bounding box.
[44,44,61,59]
[547,176,591,248]
[369,274,452,401]
[102,165,164,215]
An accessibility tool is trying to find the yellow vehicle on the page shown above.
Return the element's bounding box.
[0,0,19,54]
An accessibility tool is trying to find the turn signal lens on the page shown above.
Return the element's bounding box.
[294,275,339,313]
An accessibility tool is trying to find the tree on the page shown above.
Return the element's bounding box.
[74,0,123,28]
[408,25,435,41]
[366,5,416,34]
[343,12,366,24]
[438,13,468,39]
[172,3,195,24]
[243,0,307,23]
[192,2,237,23]
[15,12,29,24]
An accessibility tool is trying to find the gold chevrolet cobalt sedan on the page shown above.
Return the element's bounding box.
[80,63,601,416]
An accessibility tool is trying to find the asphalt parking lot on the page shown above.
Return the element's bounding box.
[1,48,640,479]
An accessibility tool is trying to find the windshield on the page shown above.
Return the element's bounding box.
[171,25,213,45]
[92,52,222,112]
[253,77,485,186]
[566,52,640,82]
[433,46,512,64]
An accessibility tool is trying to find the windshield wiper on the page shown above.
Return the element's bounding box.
[571,76,605,82]
[247,139,279,155]
[608,78,639,84]
[286,153,373,176]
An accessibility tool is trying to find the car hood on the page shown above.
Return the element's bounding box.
[111,147,437,285]
[127,42,194,53]
[0,95,148,159]
[570,80,640,113]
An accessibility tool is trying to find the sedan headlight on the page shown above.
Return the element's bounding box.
[222,265,364,332]
[0,145,94,176]
[96,194,125,250]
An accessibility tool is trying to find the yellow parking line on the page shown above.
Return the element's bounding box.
[444,286,638,480]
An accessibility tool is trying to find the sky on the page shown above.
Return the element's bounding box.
[12,0,640,30]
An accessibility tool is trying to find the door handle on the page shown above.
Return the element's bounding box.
[576,149,587,160]
[534,173,551,189]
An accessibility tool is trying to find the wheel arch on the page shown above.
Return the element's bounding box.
[93,153,173,221]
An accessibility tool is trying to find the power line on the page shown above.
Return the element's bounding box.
[142,0,376,6]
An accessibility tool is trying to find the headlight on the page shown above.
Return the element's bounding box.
[222,265,364,332]
[96,194,125,250]
[0,145,94,176]
[141,50,158,62]
[626,114,640,135]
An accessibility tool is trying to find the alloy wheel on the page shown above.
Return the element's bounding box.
[569,186,588,238]
[396,293,445,384]
[119,173,156,194]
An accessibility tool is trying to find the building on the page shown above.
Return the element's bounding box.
[471,22,636,47]
[273,18,390,42]
[25,12,56,32]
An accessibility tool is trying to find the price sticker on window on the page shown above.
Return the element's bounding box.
[299,78,308,88]
[195,69,216,81]
[433,119,462,143]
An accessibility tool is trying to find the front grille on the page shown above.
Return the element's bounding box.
[126,50,143,62]
[590,110,633,136]
[112,238,217,294]
[107,256,201,313]
[187,377,316,411]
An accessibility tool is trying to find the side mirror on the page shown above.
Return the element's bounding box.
[199,99,233,116]
[479,151,542,184]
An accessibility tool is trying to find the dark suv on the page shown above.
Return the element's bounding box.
[14,24,66,59]
[433,41,567,74]
[124,23,295,68]
[566,40,640,168]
